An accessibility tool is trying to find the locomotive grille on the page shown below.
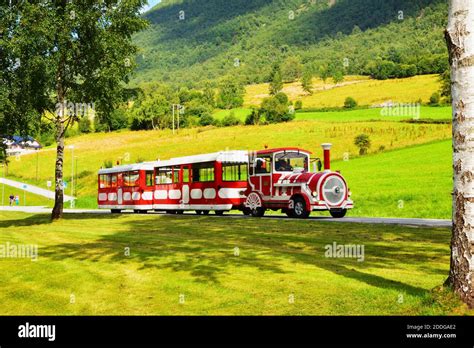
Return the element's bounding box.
[322,176,346,206]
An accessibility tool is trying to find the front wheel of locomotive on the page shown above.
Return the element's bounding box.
[330,209,347,218]
[290,197,310,219]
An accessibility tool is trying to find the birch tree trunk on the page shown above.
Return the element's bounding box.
[445,0,474,308]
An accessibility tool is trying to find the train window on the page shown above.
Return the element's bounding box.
[172,167,180,184]
[182,167,190,183]
[275,152,308,172]
[255,156,272,174]
[99,175,108,188]
[222,163,248,182]
[156,167,173,184]
[192,162,215,182]
[145,171,154,187]
[124,171,140,186]
[110,174,117,188]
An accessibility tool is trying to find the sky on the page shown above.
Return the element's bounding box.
[140,0,162,14]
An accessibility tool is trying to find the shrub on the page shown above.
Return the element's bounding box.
[344,97,357,109]
[78,117,92,133]
[295,100,303,110]
[199,113,216,126]
[245,109,261,125]
[221,112,241,127]
[429,92,440,106]
[103,160,113,169]
[354,134,371,155]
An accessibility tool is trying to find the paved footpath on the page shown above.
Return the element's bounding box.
[0,178,75,202]
[0,205,452,227]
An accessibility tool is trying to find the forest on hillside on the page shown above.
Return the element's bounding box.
[132,0,448,87]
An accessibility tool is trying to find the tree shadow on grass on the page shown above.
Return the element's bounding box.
[36,214,449,295]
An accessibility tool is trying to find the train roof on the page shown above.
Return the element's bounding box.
[156,151,248,167]
[256,147,312,155]
[98,162,156,175]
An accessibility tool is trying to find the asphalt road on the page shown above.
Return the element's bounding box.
[0,206,451,227]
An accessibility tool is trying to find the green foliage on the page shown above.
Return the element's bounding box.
[429,92,440,106]
[301,68,314,95]
[439,69,451,103]
[295,100,303,110]
[258,92,294,124]
[245,109,261,125]
[216,78,245,109]
[281,56,302,83]
[344,97,357,109]
[78,117,92,134]
[221,112,241,127]
[269,64,283,95]
[103,160,113,169]
[199,113,216,127]
[354,134,371,155]
[332,70,345,85]
[132,0,449,87]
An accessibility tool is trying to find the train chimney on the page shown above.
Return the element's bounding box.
[321,143,332,171]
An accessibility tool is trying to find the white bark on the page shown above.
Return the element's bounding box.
[446,0,474,307]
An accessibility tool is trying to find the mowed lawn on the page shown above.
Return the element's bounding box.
[0,211,469,315]
[335,140,453,219]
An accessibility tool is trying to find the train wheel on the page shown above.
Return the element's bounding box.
[133,210,140,214]
[290,197,310,219]
[202,210,210,215]
[166,210,176,214]
[330,209,347,218]
[215,210,224,216]
[242,208,251,216]
[250,207,266,217]
[111,209,121,214]
[176,210,184,215]
[196,210,202,215]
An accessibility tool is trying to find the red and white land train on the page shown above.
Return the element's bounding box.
[97,144,353,218]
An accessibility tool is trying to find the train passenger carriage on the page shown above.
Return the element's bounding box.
[152,151,248,214]
[98,163,156,213]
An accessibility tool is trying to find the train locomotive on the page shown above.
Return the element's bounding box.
[98,143,353,218]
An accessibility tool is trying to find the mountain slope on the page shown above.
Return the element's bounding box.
[132,0,448,86]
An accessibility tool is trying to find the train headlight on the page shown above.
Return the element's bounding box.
[312,191,318,197]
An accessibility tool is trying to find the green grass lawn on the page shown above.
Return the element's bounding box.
[0,185,53,207]
[0,211,469,315]
[296,106,451,122]
[335,140,452,219]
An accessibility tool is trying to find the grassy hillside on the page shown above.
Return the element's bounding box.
[1,211,470,315]
[132,0,448,86]
[244,75,442,108]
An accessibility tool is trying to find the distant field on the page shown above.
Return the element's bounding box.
[244,75,441,108]
[1,211,469,315]
[6,119,451,209]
